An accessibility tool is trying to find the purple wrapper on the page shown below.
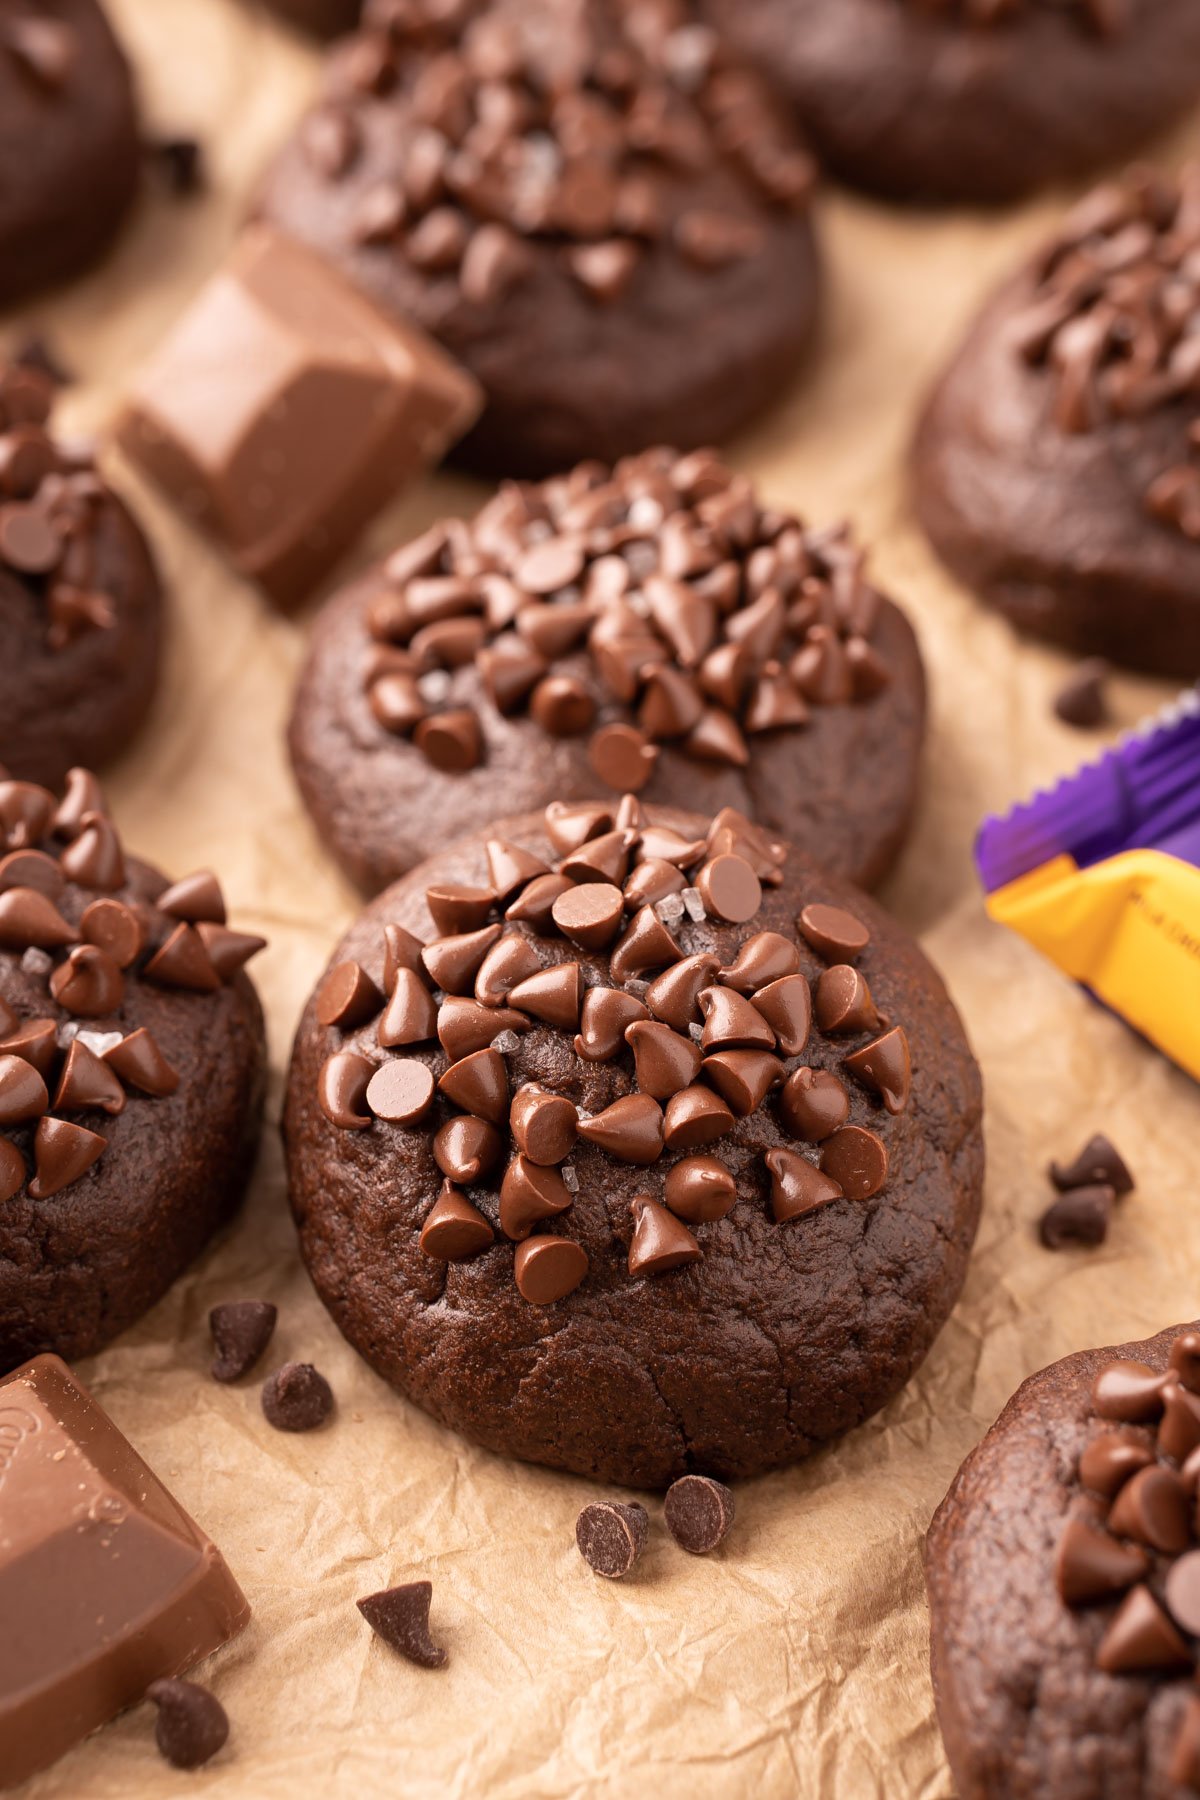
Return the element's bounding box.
[977,686,1200,894]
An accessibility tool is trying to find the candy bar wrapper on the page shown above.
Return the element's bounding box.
[977,688,1200,1083]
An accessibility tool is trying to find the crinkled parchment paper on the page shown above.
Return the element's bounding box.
[9,3,1200,1793]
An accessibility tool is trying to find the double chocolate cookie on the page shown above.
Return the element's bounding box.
[704,0,1200,206]
[256,0,819,475]
[289,446,926,896]
[0,769,267,1371]
[0,359,163,787]
[0,1,140,304]
[915,164,1200,676]
[928,1323,1200,1799]
[284,797,983,1488]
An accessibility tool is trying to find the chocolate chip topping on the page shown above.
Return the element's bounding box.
[360,446,894,785]
[663,1474,735,1554]
[145,1678,229,1771]
[304,0,812,317]
[358,1579,448,1669]
[261,1361,334,1431]
[1058,1328,1200,1784]
[0,360,121,654]
[312,796,911,1309]
[0,769,263,1202]
[209,1300,278,1383]
[576,1500,649,1579]
[1014,164,1200,544]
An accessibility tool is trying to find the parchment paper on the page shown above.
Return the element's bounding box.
[10,3,1200,1793]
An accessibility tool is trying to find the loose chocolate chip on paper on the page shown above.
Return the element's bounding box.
[210,1299,278,1383]
[261,1361,334,1432]
[576,1501,649,1579]
[1050,1133,1134,1197]
[664,1474,735,1554]
[1053,658,1110,729]
[1038,1184,1114,1250]
[145,1679,229,1770]
[145,135,206,197]
[358,1580,448,1669]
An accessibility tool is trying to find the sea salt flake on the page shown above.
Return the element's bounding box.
[418,670,451,703]
[562,1165,579,1192]
[655,894,685,925]
[492,1030,521,1054]
[77,1030,123,1055]
[21,948,52,977]
[681,887,706,922]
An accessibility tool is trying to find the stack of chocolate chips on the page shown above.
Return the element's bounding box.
[363,444,892,781]
[0,359,115,652]
[1056,1330,1200,1791]
[0,767,264,1201]
[315,794,910,1305]
[302,0,813,307]
[1011,162,1200,539]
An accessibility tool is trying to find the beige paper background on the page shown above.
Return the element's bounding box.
[9,2,1200,1793]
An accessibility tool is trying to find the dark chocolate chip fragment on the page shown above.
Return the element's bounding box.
[1050,1134,1134,1197]
[576,1501,649,1579]
[145,1679,228,1770]
[358,1580,447,1669]
[664,1474,735,1554]
[210,1300,277,1383]
[261,1362,334,1432]
[1038,1184,1114,1249]
[1053,658,1110,729]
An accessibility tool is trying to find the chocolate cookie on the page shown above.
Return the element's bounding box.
[0,359,163,787]
[914,165,1200,676]
[0,769,267,1371]
[704,0,1200,207]
[255,0,819,476]
[289,446,926,896]
[0,1,140,304]
[927,1322,1200,1800]
[283,797,983,1488]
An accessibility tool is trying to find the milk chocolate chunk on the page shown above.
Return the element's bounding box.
[210,1300,278,1383]
[117,227,480,608]
[664,1474,735,1554]
[576,1501,649,1580]
[0,1355,249,1791]
[261,1361,334,1432]
[146,1678,229,1770]
[358,1579,447,1670]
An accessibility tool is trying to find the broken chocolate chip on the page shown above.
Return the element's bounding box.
[663,1474,735,1554]
[575,1500,649,1579]
[357,1580,447,1668]
[210,1300,278,1383]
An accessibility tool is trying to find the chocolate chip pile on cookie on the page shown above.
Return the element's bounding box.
[1014,163,1200,538]
[296,0,811,300]
[363,445,892,786]
[258,0,819,472]
[0,361,117,652]
[1056,1330,1200,1789]
[314,795,907,1307]
[0,768,264,1203]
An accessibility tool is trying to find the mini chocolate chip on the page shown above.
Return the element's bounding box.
[1053,658,1110,728]
[210,1300,278,1383]
[1038,1184,1114,1249]
[261,1362,333,1432]
[145,1679,228,1769]
[663,1474,735,1554]
[576,1501,649,1578]
[1050,1134,1134,1197]
[358,1579,447,1669]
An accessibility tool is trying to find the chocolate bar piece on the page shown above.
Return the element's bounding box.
[116,225,481,607]
[0,1355,249,1790]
